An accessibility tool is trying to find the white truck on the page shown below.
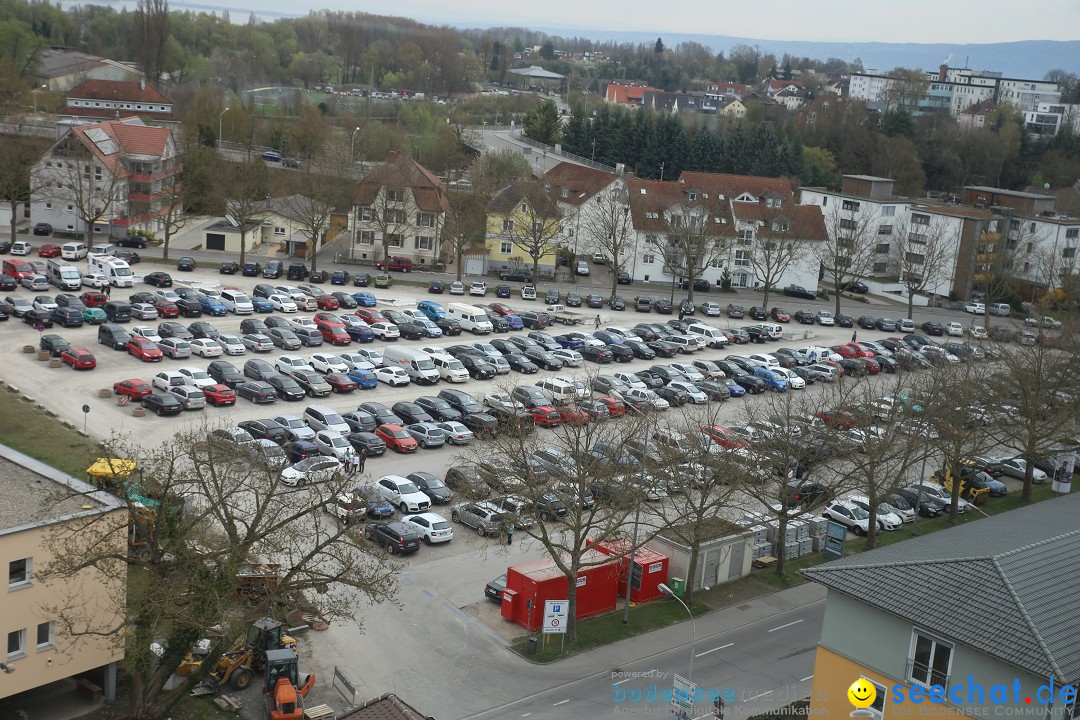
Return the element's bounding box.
[544,305,583,325]
[382,346,440,385]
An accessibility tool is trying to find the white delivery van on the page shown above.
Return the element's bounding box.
[60,242,88,261]
[801,345,841,363]
[45,260,83,291]
[430,353,469,383]
[87,255,134,287]
[685,323,729,349]
[88,243,116,258]
[383,346,440,385]
[446,303,493,334]
[219,288,254,315]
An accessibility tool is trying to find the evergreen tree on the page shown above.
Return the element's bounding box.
[749,121,781,177]
[539,40,556,60]
[655,37,665,54]
[491,41,501,71]
[689,126,720,172]
[783,60,792,80]
[523,100,561,146]
[562,109,587,156]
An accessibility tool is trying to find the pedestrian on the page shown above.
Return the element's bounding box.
[851,330,858,343]
[344,450,356,476]
[678,308,685,322]
[104,284,111,298]
[506,521,515,546]
[356,445,367,474]
[594,314,601,330]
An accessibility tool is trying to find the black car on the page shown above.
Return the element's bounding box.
[742,326,768,343]
[207,360,244,387]
[244,262,263,277]
[579,345,613,363]
[523,348,564,371]
[391,402,433,425]
[654,298,673,314]
[177,257,197,271]
[40,334,71,356]
[347,431,386,456]
[458,354,497,379]
[265,373,306,400]
[428,281,445,294]
[415,396,463,422]
[495,285,511,298]
[655,386,689,406]
[504,353,539,373]
[841,280,870,294]
[781,480,833,509]
[365,522,421,554]
[436,317,462,335]
[792,310,815,325]
[310,269,329,283]
[115,250,140,265]
[144,272,172,287]
[586,294,604,309]
[836,314,853,328]
[236,381,278,403]
[331,292,358,309]
[731,373,767,394]
[921,321,944,336]
[605,344,633,362]
[408,472,453,504]
[143,393,183,416]
[617,271,633,285]
[189,321,219,339]
[517,311,549,330]
[396,322,425,340]
[176,298,202,317]
[287,264,308,281]
[460,412,498,437]
[499,270,531,282]
[646,340,680,358]
[353,272,371,287]
[359,401,404,427]
[857,315,877,329]
[244,361,277,382]
[894,488,944,517]
[238,419,289,445]
[783,285,816,300]
[609,296,626,311]
[50,307,84,328]
[679,299,695,316]
[623,340,656,360]
[438,389,484,416]
[263,260,284,278]
[565,292,582,307]
[342,410,377,433]
[23,308,53,328]
[748,306,767,320]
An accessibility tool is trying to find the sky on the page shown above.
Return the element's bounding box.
[157,0,1080,44]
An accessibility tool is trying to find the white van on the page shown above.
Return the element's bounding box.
[446,303,493,334]
[801,345,842,363]
[60,242,88,261]
[45,259,83,291]
[219,288,254,315]
[382,346,440,385]
[988,303,1011,317]
[430,353,468,383]
[535,377,576,405]
[88,243,116,258]
[685,323,729,349]
[87,255,134,287]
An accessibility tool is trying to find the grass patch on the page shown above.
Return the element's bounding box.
[0,388,103,476]
[509,597,709,663]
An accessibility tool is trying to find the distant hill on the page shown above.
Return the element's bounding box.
[533,28,1079,79]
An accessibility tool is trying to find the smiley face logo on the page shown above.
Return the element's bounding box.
[848,678,877,709]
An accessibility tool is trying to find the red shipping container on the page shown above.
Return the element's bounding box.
[500,550,619,631]
[588,539,669,604]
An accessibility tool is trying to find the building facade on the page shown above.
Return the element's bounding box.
[543,162,628,263]
[484,179,562,277]
[57,79,181,137]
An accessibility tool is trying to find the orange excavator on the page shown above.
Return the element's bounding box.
[262,648,315,720]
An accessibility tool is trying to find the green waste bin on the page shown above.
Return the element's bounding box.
[668,577,686,597]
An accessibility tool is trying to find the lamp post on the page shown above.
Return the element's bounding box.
[350,126,361,165]
[32,85,46,113]
[659,582,697,687]
[218,107,230,149]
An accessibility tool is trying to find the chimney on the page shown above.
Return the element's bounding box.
[939,64,948,82]
[388,150,400,163]
[140,76,146,91]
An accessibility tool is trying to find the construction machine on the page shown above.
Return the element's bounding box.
[184,618,297,694]
[263,648,315,720]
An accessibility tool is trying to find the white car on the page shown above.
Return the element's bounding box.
[130,325,162,343]
[152,370,185,391]
[667,379,708,404]
[964,302,985,314]
[435,421,474,445]
[286,316,317,332]
[969,325,988,339]
[276,354,314,376]
[310,353,349,374]
[669,362,706,383]
[374,366,410,386]
[34,297,60,313]
[268,294,298,312]
[82,272,110,289]
[612,371,647,390]
[945,322,964,337]
[241,333,274,352]
[772,367,805,389]
[189,338,223,357]
[469,282,487,296]
[552,375,590,401]
[177,367,215,389]
[419,345,446,356]
[747,353,780,368]
[604,327,642,342]
[521,285,536,300]
[921,345,960,364]
[368,322,400,339]
[376,475,431,513]
[551,349,583,367]
[623,388,669,411]
[996,457,1048,483]
[130,302,158,320]
[700,301,722,316]
[483,391,524,411]
[216,334,247,355]
[314,430,353,461]
[821,499,871,535]
[448,281,465,295]
[402,512,454,544]
[845,495,902,530]
[816,311,835,326]
[279,456,342,487]
[564,331,605,347]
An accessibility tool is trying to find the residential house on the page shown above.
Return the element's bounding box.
[774,86,809,111]
[797,96,835,126]
[767,80,804,97]
[543,162,628,262]
[604,83,657,106]
[1024,102,1080,136]
[484,179,562,277]
[57,79,181,137]
[351,151,448,268]
[717,97,748,120]
[706,81,749,98]
[202,218,263,255]
[35,49,142,93]
[802,492,1080,720]
[0,445,126,704]
[31,117,178,239]
[957,99,998,131]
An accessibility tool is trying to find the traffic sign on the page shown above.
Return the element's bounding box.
[543,599,567,634]
[672,674,697,710]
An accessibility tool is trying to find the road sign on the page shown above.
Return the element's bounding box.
[824,520,847,561]
[543,599,567,634]
[672,674,696,710]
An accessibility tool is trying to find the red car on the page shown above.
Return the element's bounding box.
[375,424,418,453]
[701,424,750,448]
[38,244,62,258]
[556,405,590,426]
[202,383,236,406]
[60,347,96,369]
[127,336,163,362]
[863,357,882,375]
[315,294,340,310]
[375,256,413,272]
[814,408,865,430]
[325,373,358,393]
[313,311,345,328]
[355,308,387,324]
[830,344,860,359]
[320,326,351,346]
[598,396,627,417]
[770,307,790,323]
[150,297,180,318]
[80,291,108,308]
[487,303,515,316]
[113,378,153,400]
[528,405,562,428]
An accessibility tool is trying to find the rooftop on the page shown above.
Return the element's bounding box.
[339,693,429,720]
[965,185,1056,201]
[803,492,1080,683]
[508,65,565,80]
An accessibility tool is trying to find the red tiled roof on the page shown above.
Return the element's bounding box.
[961,99,998,115]
[69,118,172,177]
[67,79,172,105]
[605,84,657,104]
[626,178,734,232]
[352,152,448,213]
[544,162,620,206]
[58,106,181,123]
[731,202,827,241]
[769,79,804,91]
[678,172,794,202]
[709,81,749,95]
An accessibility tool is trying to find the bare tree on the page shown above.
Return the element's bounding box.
[880,68,930,114]
[133,0,171,86]
[581,187,634,298]
[442,189,486,281]
[0,133,46,243]
[36,133,126,239]
[496,180,562,285]
[972,214,1039,327]
[38,423,398,720]
[221,158,269,267]
[647,206,733,304]
[745,208,815,308]
[815,201,880,314]
[362,185,418,269]
[892,210,957,319]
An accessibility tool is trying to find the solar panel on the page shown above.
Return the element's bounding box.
[85,127,118,155]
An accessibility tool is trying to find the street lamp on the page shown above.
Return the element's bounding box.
[659,582,698,687]
[350,126,361,165]
[218,107,230,149]
[32,84,46,114]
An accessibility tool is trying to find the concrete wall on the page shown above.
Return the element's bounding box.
[646,529,755,591]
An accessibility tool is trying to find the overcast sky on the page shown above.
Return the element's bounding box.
[278,0,1077,44]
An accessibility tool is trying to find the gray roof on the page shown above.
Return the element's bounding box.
[803,492,1080,683]
[509,65,565,80]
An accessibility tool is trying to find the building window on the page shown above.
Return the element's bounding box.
[273,226,285,236]
[497,241,512,254]
[388,209,406,224]
[94,166,103,181]
[734,250,750,267]
[9,558,31,589]
[45,202,52,210]
[1063,247,1076,258]
[359,231,374,244]
[502,219,514,232]
[1066,228,1078,239]
[842,200,861,211]
[643,254,655,264]
[36,621,54,651]
[911,213,930,226]
[909,630,952,687]
[873,261,888,273]
[387,189,405,203]
[416,212,435,227]
[387,234,402,248]
[66,204,74,212]
[879,225,893,235]
[359,207,373,221]
[520,203,528,212]
[565,228,574,238]
[839,219,857,230]
[771,220,789,232]
[882,206,896,217]
[7,629,25,660]
[532,221,546,233]
[876,243,891,254]
[822,196,828,206]
[414,235,432,250]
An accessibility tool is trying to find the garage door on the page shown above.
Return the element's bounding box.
[464,257,485,276]
[206,233,225,251]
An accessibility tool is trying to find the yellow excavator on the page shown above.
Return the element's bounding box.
[183,618,298,694]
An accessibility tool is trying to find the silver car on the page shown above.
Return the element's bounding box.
[451,501,506,537]
[241,333,274,353]
[167,385,206,410]
[157,338,191,359]
[405,423,447,449]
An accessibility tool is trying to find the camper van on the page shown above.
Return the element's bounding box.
[87,255,134,287]
[446,303,493,334]
[46,260,83,291]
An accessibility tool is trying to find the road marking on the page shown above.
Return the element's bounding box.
[613,678,632,686]
[768,619,803,633]
[553,699,570,706]
[744,690,775,702]
[801,675,815,682]
[521,714,531,718]
[696,642,734,657]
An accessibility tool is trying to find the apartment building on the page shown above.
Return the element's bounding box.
[483,179,562,276]
[803,492,1080,720]
[543,162,628,262]
[0,446,126,706]
[57,79,181,137]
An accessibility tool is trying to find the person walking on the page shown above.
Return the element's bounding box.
[104,284,111,299]
[594,315,601,330]
[356,445,367,474]
[344,450,357,477]
[678,308,686,322]
[506,520,515,546]
[851,330,858,343]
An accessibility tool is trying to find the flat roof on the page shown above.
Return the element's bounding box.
[965,185,1055,201]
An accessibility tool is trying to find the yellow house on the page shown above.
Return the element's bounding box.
[0,446,126,705]
[484,179,562,277]
[719,98,748,120]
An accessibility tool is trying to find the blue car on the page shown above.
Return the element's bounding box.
[197,294,228,316]
[724,378,746,398]
[352,291,377,307]
[346,367,379,389]
[250,296,274,313]
[417,300,446,321]
[504,314,525,330]
[593,330,624,345]
[357,486,395,518]
[754,367,788,392]
[331,271,349,285]
[555,335,586,350]
[345,324,375,343]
